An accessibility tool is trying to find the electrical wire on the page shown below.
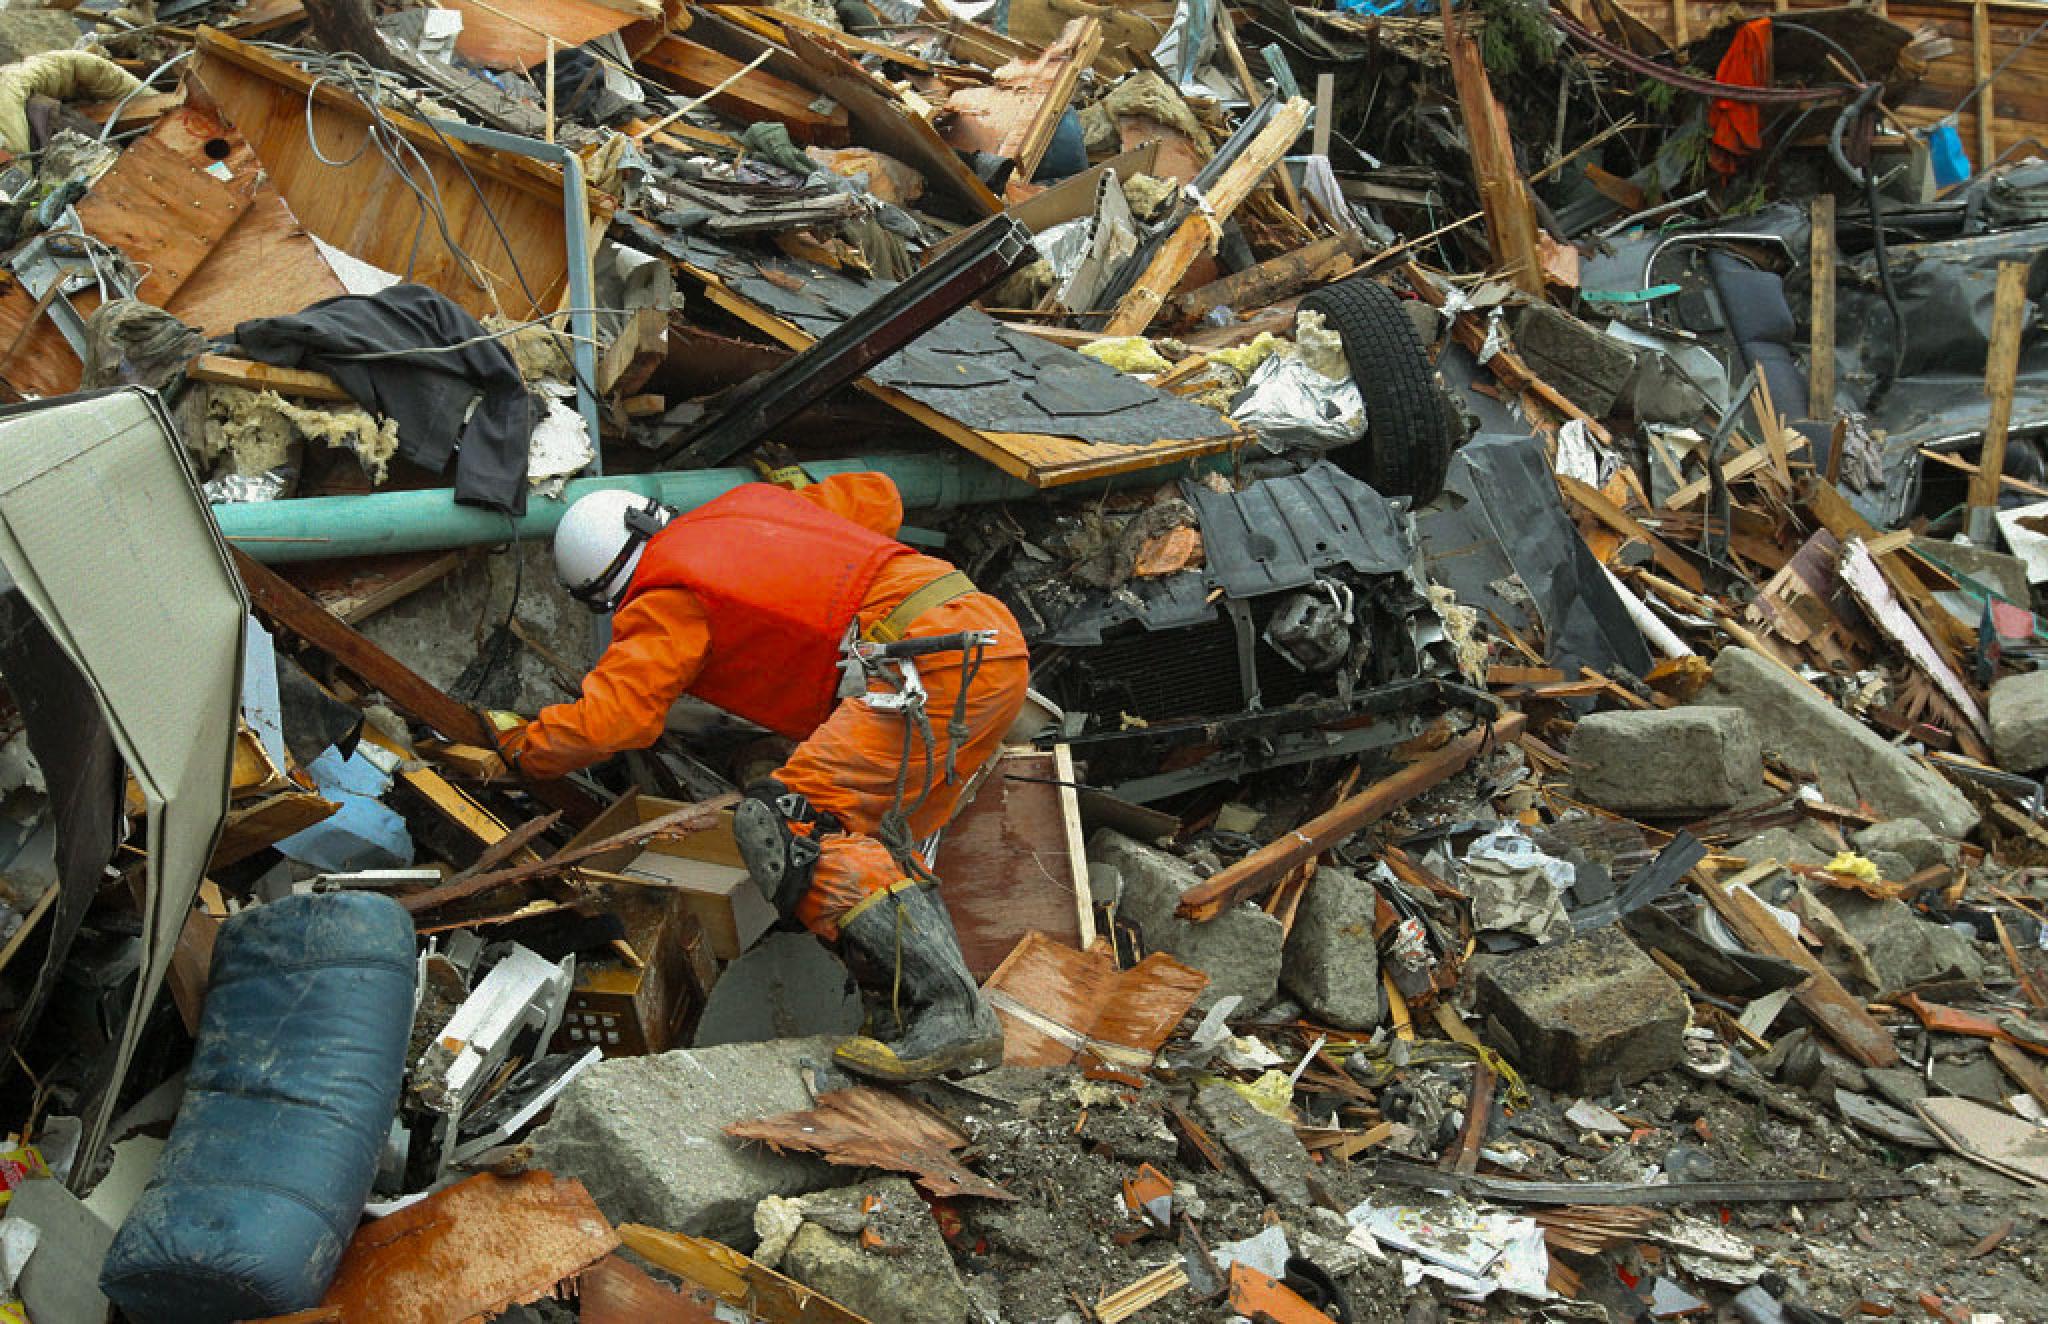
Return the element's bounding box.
[98,50,193,143]
[312,306,634,360]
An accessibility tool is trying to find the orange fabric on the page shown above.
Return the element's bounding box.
[624,480,914,738]
[1710,19,1772,176]
[788,592,1031,939]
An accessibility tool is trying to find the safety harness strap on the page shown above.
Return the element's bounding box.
[865,570,976,644]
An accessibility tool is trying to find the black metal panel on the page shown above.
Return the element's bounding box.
[1191,460,1417,600]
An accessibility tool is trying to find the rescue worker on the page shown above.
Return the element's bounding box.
[495,472,1029,1082]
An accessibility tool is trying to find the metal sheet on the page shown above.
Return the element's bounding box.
[1191,460,1416,600]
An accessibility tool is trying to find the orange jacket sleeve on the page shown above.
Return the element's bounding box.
[800,472,902,538]
[505,587,710,779]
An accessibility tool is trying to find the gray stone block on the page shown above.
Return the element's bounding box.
[1569,707,1763,815]
[1194,1082,1313,1208]
[529,1036,843,1244]
[1730,825,1833,868]
[694,932,862,1049]
[1281,867,1384,1030]
[1989,670,2048,773]
[1849,818,1959,874]
[781,1179,974,1324]
[1816,890,1984,994]
[1471,925,1689,1093]
[1699,647,1978,836]
[1091,829,1282,1012]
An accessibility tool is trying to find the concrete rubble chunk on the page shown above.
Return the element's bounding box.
[1194,1082,1314,1208]
[1730,826,1832,868]
[693,931,863,1048]
[1814,889,1985,994]
[1988,670,2048,773]
[1849,818,1960,874]
[1280,866,1385,1030]
[1568,706,1763,815]
[1091,828,1282,1012]
[778,1178,975,1324]
[528,1035,844,1244]
[1470,924,1689,1093]
[1698,647,1979,837]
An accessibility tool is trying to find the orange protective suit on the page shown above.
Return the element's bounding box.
[503,473,1030,938]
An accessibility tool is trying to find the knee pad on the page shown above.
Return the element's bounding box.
[733,780,836,921]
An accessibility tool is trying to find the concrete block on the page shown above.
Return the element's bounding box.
[1816,890,1984,994]
[1730,825,1832,868]
[693,932,862,1049]
[1699,647,1978,836]
[1281,867,1384,1030]
[1569,707,1762,815]
[1989,670,2048,773]
[1471,925,1688,1093]
[1091,829,1282,1012]
[781,1179,974,1324]
[529,1036,843,1244]
[1194,1082,1313,1208]
[1850,818,1960,874]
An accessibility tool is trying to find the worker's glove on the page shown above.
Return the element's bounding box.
[751,443,812,489]
[485,709,524,734]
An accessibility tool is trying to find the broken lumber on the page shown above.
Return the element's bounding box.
[1175,232,1368,324]
[1966,260,2030,538]
[397,793,738,914]
[943,17,1102,184]
[1103,96,1312,337]
[1175,714,1527,920]
[639,33,851,147]
[1692,865,1900,1067]
[187,353,352,402]
[1441,2,1543,295]
[619,1225,870,1324]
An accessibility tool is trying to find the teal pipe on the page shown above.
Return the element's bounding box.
[215,455,1056,564]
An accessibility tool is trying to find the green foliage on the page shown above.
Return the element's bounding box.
[1476,0,1561,75]
[1638,76,1679,116]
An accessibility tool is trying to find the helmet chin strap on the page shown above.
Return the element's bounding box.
[568,497,670,611]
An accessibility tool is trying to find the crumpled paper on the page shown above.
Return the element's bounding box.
[1461,825,1574,943]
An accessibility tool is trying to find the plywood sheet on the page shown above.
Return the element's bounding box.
[939,747,1093,979]
[727,1087,1016,1201]
[981,932,1208,1069]
[321,1173,618,1322]
[447,0,652,71]
[192,27,600,321]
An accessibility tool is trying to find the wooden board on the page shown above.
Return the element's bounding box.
[937,746,1095,979]
[192,27,604,322]
[447,0,656,71]
[942,17,1102,183]
[784,26,1001,218]
[639,33,852,146]
[981,932,1208,1069]
[321,1174,617,1321]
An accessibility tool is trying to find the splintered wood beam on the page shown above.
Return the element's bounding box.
[1808,193,1836,416]
[942,16,1101,183]
[1967,260,2030,529]
[1103,97,1311,337]
[640,34,851,146]
[1175,714,1527,921]
[189,352,353,401]
[1175,232,1367,323]
[1442,2,1543,295]
[230,547,601,824]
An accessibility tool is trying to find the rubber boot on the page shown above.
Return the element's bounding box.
[833,884,1003,1082]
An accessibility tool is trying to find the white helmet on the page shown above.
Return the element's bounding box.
[554,489,672,611]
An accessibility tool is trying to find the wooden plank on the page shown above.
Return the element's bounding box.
[1103,97,1311,336]
[1555,473,1705,591]
[447,0,654,71]
[1973,0,1996,168]
[1918,446,2048,499]
[1175,715,1528,921]
[1443,2,1543,294]
[398,794,737,915]
[620,1225,870,1324]
[943,17,1102,185]
[322,1174,618,1320]
[784,27,1001,217]
[1990,1039,2048,1112]
[1968,261,2031,523]
[1313,72,1335,159]
[707,2,931,71]
[1693,869,1900,1067]
[1809,192,1836,416]
[192,27,603,321]
[188,353,353,401]
[935,747,1093,979]
[1175,232,1367,323]
[639,34,852,146]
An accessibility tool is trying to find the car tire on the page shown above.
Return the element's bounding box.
[1299,276,1459,506]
